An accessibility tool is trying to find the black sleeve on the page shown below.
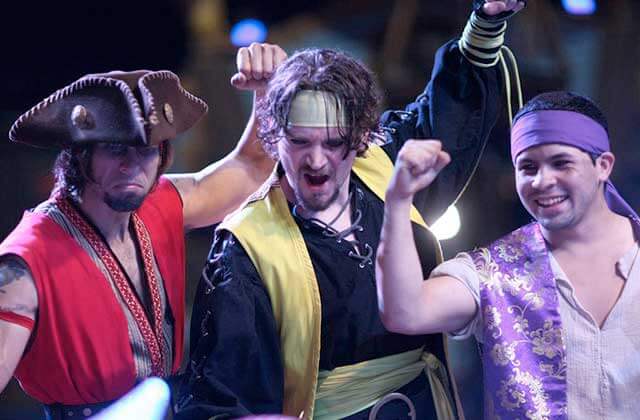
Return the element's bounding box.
[380,38,503,225]
[175,231,284,420]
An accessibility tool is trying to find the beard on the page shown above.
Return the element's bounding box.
[294,186,340,212]
[104,191,147,212]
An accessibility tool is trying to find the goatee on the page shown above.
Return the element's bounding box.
[104,192,146,212]
[295,187,340,212]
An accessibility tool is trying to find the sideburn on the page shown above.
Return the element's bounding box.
[148,140,173,194]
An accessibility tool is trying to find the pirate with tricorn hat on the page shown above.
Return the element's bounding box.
[0,43,285,419]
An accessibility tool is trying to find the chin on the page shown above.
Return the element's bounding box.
[296,188,339,213]
[105,192,147,212]
[299,197,331,212]
[536,215,576,231]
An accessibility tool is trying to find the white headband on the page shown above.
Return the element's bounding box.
[287,90,348,128]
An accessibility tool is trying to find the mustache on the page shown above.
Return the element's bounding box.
[300,166,331,176]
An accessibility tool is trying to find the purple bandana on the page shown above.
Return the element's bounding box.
[511,110,639,221]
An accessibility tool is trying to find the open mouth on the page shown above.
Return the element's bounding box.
[304,174,330,186]
[535,196,568,208]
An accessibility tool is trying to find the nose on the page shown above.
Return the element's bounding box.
[305,144,328,170]
[118,148,140,173]
[531,167,556,190]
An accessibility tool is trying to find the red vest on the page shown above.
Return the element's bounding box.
[0,178,185,404]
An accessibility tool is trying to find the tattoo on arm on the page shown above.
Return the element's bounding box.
[0,259,29,295]
[0,258,37,317]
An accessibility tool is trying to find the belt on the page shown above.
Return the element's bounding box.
[44,400,114,420]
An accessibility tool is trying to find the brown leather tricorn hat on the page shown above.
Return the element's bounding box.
[9,70,208,149]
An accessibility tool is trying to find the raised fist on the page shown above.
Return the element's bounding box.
[231,43,288,93]
[478,0,526,18]
[386,140,451,202]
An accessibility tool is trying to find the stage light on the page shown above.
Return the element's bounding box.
[230,19,268,47]
[431,205,461,241]
[561,0,597,15]
[91,378,170,420]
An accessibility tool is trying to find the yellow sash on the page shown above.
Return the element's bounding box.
[315,348,455,420]
[219,145,446,418]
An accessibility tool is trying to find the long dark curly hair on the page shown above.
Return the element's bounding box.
[257,48,382,159]
[52,140,173,201]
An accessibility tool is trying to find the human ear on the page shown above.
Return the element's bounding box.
[596,152,615,181]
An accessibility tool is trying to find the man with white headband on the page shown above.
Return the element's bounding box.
[177,1,525,419]
[376,90,640,419]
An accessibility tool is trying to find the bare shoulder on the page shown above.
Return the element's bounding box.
[164,173,193,192]
[164,173,197,205]
[0,256,38,318]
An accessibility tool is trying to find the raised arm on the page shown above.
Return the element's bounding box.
[376,141,477,335]
[0,256,37,393]
[168,43,286,230]
[380,0,525,225]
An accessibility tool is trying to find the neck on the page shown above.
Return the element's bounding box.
[542,197,631,253]
[78,191,132,243]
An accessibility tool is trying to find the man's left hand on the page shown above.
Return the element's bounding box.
[386,140,451,203]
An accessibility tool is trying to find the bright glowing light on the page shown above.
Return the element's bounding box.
[431,205,461,241]
[91,378,170,420]
[230,19,268,47]
[561,0,596,15]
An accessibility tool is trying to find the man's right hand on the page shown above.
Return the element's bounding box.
[386,140,451,203]
[230,43,288,95]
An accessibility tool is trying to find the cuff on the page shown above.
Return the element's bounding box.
[458,11,507,67]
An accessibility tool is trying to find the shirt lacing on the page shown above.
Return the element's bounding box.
[293,189,373,269]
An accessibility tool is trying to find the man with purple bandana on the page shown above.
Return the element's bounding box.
[376,91,640,419]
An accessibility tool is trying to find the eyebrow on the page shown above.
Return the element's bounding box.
[548,153,574,160]
[288,136,345,143]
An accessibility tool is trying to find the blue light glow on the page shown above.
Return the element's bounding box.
[230,19,268,47]
[91,378,170,419]
[561,0,596,15]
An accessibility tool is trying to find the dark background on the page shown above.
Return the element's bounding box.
[1,1,638,418]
